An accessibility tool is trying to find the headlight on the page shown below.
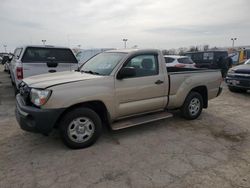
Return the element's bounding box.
[30,88,52,106]
[228,69,235,74]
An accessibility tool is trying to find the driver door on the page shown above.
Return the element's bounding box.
[114,54,166,118]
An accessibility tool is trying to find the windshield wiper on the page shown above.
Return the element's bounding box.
[81,70,100,75]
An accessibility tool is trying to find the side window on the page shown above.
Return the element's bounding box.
[178,58,194,64]
[203,52,214,60]
[164,57,175,63]
[124,54,159,77]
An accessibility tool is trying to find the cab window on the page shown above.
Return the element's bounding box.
[124,54,159,77]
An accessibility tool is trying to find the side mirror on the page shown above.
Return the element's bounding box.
[117,67,136,79]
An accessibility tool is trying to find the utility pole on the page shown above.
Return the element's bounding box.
[122,38,128,48]
[41,40,46,45]
[231,38,237,49]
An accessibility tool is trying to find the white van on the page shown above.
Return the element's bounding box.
[10,45,78,91]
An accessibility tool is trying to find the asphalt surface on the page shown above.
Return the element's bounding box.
[0,65,250,188]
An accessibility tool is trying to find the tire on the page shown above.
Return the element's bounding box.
[60,107,102,149]
[181,91,203,120]
[228,86,246,93]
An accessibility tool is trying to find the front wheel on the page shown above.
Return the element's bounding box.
[181,92,203,120]
[60,108,102,149]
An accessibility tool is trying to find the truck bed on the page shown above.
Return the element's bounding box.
[166,67,222,109]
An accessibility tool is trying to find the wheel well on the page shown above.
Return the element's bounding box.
[55,101,110,129]
[190,86,208,108]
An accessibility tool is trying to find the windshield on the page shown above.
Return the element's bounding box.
[80,52,126,75]
[244,59,250,65]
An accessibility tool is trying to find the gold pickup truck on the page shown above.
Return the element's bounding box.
[16,49,223,149]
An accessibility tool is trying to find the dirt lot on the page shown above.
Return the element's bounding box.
[0,65,250,188]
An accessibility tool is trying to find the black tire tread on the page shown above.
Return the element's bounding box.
[181,91,203,120]
[60,107,102,149]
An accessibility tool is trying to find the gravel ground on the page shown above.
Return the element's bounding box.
[0,65,250,188]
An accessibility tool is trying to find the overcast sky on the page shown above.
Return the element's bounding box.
[0,0,249,52]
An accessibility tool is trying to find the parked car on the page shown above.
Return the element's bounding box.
[0,52,9,68]
[9,45,78,92]
[16,49,223,149]
[164,55,196,68]
[225,59,250,92]
[185,50,228,69]
[76,48,114,66]
[2,53,14,73]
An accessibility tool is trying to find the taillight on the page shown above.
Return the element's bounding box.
[16,67,23,80]
[175,64,185,68]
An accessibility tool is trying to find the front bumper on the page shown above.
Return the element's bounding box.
[225,76,250,89]
[15,94,65,134]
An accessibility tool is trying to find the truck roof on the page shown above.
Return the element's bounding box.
[15,45,70,49]
[106,48,161,54]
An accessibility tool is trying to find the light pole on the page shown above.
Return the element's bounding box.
[231,38,237,48]
[41,40,46,45]
[122,38,128,48]
[3,45,7,52]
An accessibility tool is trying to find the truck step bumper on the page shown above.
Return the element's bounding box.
[112,111,173,130]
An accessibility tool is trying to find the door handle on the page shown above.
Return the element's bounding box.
[155,80,164,85]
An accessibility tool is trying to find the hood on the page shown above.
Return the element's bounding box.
[231,64,250,74]
[23,71,103,89]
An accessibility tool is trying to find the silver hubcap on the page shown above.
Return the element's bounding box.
[67,117,95,143]
[188,98,200,116]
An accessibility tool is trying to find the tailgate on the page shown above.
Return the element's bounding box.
[21,47,78,78]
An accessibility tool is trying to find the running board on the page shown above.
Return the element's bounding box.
[112,111,173,130]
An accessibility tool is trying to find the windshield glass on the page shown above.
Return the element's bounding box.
[80,52,126,75]
[244,59,250,65]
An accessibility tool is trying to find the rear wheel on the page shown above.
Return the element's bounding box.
[228,86,246,93]
[60,108,102,149]
[181,92,203,120]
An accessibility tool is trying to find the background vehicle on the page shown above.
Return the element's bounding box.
[0,53,9,68]
[238,48,250,64]
[16,49,222,149]
[226,59,250,92]
[185,50,228,69]
[1,53,14,73]
[9,45,78,91]
[76,48,114,66]
[164,55,196,68]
